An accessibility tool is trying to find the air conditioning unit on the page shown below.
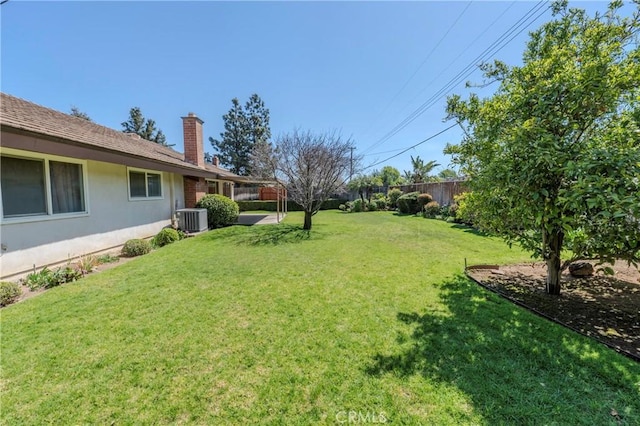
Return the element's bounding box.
[176,208,208,233]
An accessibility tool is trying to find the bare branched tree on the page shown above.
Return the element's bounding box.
[253,130,353,230]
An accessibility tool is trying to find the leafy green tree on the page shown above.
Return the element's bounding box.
[403,155,440,183]
[121,107,170,146]
[69,106,92,122]
[437,168,461,181]
[348,173,383,205]
[379,166,404,186]
[445,0,640,295]
[211,94,271,176]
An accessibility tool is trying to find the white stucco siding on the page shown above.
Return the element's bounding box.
[0,157,185,278]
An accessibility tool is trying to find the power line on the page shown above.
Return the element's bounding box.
[376,1,518,135]
[364,1,548,154]
[361,1,550,156]
[363,123,458,171]
[359,1,474,140]
[365,147,406,157]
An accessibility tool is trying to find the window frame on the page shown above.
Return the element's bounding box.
[206,179,221,195]
[127,167,164,201]
[0,148,89,224]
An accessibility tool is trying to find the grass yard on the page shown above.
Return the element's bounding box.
[2,211,639,424]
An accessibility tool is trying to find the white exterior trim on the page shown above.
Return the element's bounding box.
[126,167,164,201]
[0,147,90,224]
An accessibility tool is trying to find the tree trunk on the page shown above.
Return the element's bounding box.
[544,229,564,295]
[303,210,313,230]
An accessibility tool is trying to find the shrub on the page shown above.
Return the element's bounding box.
[423,200,441,218]
[76,255,99,276]
[351,199,364,213]
[372,192,386,201]
[153,228,180,247]
[453,192,477,225]
[122,239,152,257]
[438,204,454,221]
[196,194,239,228]
[397,192,421,214]
[24,267,53,290]
[49,266,82,288]
[339,204,347,211]
[417,193,433,209]
[0,281,22,306]
[97,253,120,264]
[367,201,378,212]
[387,188,403,209]
[23,265,81,290]
[448,203,459,220]
[374,198,387,211]
[236,198,347,212]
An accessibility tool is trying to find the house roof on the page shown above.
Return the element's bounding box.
[0,92,243,181]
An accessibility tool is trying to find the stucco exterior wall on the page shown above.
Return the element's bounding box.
[0,154,185,279]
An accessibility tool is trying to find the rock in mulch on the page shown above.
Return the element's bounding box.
[569,262,594,277]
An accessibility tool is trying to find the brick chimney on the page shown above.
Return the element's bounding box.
[182,112,204,168]
[212,156,219,167]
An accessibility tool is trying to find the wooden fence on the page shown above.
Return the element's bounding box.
[391,180,468,206]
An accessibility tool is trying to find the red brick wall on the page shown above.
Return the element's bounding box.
[184,177,207,208]
[182,113,204,168]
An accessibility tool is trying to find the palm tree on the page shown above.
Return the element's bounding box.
[408,155,440,183]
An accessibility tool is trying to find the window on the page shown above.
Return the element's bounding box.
[128,169,162,199]
[50,161,85,213]
[207,180,219,194]
[1,155,86,219]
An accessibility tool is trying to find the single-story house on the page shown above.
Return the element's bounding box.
[0,92,244,279]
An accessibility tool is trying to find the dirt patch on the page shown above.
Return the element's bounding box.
[467,262,640,361]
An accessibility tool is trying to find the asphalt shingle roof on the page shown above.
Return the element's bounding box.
[0,92,241,180]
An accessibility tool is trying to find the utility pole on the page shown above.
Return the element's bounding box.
[349,145,355,182]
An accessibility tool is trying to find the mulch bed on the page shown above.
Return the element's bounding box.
[466,262,640,361]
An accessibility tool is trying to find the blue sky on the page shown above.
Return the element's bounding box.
[1,1,629,175]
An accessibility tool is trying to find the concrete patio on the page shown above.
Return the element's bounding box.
[236,213,286,226]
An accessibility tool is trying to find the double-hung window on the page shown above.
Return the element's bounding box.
[1,154,87,219]
[128,168,163,199]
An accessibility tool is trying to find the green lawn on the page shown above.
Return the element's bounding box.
[2,211,639,424]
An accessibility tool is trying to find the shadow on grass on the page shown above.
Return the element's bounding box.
[232,224,312,246]
[392,211,420,217]
[366,274,640,424]
[449,223,490,237]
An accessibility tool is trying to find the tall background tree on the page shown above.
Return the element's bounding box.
[121,107,170,146]
[348,172,383,204]
[252,130,354,230]
[378,165,404,186]
[445,0,640,295]
[69,106,92,121]
[403,155,440,183]
[211,94,270,176]
[437,168,461,181]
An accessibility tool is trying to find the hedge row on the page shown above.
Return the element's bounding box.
[237,199,348,212]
